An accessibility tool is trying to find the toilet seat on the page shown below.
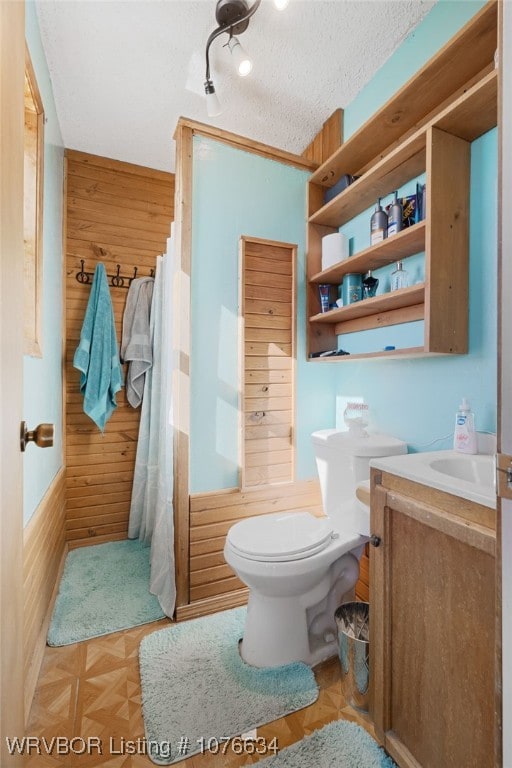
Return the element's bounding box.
[226,511,336,562]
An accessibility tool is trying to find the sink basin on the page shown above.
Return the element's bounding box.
[428,455,495,486]
[370,450,496,509]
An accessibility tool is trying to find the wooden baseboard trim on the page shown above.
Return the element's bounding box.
[24,543,67,723]
[175,588,249,622]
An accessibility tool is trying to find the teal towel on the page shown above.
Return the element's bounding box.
[73,263,123,431]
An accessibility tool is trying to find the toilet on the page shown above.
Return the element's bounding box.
[224,428,407,668]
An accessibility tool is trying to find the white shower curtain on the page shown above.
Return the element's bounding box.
[128,235,176,617]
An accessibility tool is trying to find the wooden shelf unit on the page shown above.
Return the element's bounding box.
[310,222,426,285]
[306,1,498,360]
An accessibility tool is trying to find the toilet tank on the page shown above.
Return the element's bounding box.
[311,429,407,518]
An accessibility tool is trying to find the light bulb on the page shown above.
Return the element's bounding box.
[204,80,222,117]
[273,0,289,9]
[228,36,253,77]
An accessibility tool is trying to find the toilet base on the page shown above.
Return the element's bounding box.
[240,552,360,668]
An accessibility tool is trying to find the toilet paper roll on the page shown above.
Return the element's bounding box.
[321,232,349,271]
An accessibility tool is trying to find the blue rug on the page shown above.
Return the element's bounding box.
[47,539,165,646]
[259,719,396,767]
[139,607,319,764]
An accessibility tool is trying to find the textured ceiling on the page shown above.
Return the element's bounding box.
[36,0,435,173]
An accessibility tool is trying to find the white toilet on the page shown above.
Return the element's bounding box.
[224,428,407,668]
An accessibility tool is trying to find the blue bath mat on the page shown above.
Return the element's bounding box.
[259,719,396,767]
[47,539,165,646]
[139,607,319,764]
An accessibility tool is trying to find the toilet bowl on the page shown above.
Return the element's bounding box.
[224,429,407,668]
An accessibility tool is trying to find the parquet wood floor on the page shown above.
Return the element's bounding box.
[26,618,376,767]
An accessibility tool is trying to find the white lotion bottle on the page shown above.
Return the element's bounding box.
[453,397,477,454]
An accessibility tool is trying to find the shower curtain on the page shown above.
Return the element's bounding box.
[128,234,176,617]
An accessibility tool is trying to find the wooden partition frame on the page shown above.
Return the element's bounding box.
[172,118,316,610]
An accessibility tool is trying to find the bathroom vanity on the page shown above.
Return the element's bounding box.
[368,452,496,768]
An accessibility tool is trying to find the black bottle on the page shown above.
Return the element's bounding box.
[363,270,379,298]
[370,198,388,245]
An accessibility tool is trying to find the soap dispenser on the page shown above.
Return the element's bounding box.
[453,397,477,454]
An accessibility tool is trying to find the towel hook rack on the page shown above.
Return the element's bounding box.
[75,260,155,289]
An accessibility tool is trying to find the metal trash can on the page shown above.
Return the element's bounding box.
[334,601,369,712]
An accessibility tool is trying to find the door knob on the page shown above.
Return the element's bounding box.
[370,534,381,547]
[20,421,54,452]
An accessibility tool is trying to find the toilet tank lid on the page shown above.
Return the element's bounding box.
[311,429,407,457]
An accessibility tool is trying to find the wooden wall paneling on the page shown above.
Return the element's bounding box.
[65,151,174,547]
[303,109,344,165]
[240,237,296,488]
[23,469,66,719]
[188,480,323,608]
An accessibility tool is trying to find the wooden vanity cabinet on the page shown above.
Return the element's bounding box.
[369,470,496,768]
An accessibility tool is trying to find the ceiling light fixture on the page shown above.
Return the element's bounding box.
[227,36,253,77]
[204,0,288,115]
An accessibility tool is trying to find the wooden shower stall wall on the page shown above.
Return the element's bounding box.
[64,150,174,548]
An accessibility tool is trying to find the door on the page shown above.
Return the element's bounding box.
[0,2,26,764]
[498,2,512,764]
[239,237,296,488]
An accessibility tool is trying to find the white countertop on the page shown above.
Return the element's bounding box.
[370,450,496,509]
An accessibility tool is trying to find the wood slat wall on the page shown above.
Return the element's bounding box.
[189,480,323,604]
[23,468,66,720]
[302,108,344,166]
[241,238,295,487]
[65,150,174,547]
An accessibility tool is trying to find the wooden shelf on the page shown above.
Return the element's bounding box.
[310,283,425,325]
[311,346,427,362]
[433,68,497,142]
[306,1,497,360]
[309,1,497,188]
[310,222,426,285]
[308,70,498,230]
[309,131,426,228]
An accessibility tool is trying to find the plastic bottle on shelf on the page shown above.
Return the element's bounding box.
[387,191,403,237]
[370,198,388,245]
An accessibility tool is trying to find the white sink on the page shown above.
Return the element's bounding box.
[370,450,496,509]
[428,455,495,487]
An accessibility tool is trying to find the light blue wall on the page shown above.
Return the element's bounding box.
[190,0,497,491]
[344,0,488,141]
[190,137,336,492]
[333,0,497,450]
[23,2,65,525]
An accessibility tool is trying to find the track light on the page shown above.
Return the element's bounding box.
[203,0,288,116]
[227,36,253,77]
[204,79,222,117]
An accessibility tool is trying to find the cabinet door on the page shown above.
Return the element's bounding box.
[370,485,495,768]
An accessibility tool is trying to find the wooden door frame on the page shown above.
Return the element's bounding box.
[238,235,297,490]
[0,1,26,763]
[171,118,315,611]
[497,1,511,764]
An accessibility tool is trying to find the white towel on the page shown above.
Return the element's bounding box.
[121,276,154,408]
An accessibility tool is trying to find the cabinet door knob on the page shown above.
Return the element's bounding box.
[370,534,381,547]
